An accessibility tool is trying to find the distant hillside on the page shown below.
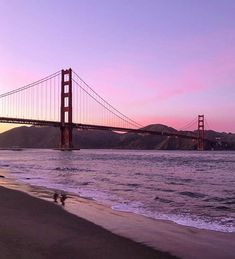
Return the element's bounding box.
[0,125,234,150]
[0,126,120,149]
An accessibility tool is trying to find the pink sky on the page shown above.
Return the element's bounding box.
[0,0,235,133]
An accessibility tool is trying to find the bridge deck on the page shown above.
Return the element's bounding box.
[0,116,203,141]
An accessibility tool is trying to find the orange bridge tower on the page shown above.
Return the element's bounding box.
[197,114,204,151]
[60,68,73,149]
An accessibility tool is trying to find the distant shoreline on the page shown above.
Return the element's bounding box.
[1,147,235,151]
[0,125,234,150]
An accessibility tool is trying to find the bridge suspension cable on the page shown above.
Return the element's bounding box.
[0,71,61,122]
[0,71,61,98]
[177,116,198,131]
[0,69,143,130]
[72,71,142,129]
[205,118,212,131]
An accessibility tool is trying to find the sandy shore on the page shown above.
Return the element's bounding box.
[0,171,235,259]
[67,196,235,259]
[0,185,176,259]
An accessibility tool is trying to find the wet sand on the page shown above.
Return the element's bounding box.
[0,171,235,259]
[67,196,235,259]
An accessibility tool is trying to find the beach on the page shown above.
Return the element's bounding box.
[0,185,176,259]
[0,173,235,259]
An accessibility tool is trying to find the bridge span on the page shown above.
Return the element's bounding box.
[0,68,210,150]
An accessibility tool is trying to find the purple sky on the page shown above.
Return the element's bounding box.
[0,0,235,133]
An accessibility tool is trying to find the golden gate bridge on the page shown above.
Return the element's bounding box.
[0,68,211,150]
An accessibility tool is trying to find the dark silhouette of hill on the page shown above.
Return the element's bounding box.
[0,125,234,150]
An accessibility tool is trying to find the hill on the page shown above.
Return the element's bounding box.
[0,125,234,150]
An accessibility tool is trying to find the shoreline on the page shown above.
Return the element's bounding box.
[0,185,175,259]
[1,170,235,259]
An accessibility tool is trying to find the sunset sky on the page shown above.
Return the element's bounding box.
[0,0,235,133]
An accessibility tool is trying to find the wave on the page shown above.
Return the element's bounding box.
[55,167,94,172]
[179,191,206,198]
[154,197,172,203]
[127,183,141,187]
[157,188,175,193]
[204,197,235,203]
[216,206,231,211]
[112,200,235,233]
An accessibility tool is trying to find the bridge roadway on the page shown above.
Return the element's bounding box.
[0,116,205,142]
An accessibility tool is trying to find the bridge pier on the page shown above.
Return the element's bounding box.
[60,68,73,150]
[60,125,73,150]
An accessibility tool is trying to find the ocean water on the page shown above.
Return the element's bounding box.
[0,149,234,232]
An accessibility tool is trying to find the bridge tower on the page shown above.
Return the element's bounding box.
[197,114,204,151]
[60,68,73,149]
